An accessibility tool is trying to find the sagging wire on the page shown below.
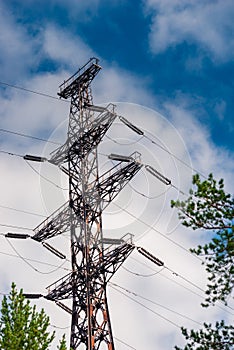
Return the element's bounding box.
[122,265,164,277]
[102,150,187,201]
[129,256,234,316]
[49,324,70,330]
[25,160,68,191]
[114,337,137,350]
[111,284,180,329]
[105,134,144,146]
[6,238,70,275]
[0,81,206,179]
[118,115,207,179]
[110,282,203,326]
[112,201,203,262]
[0,149,68,191]
[0,127,62,145]
[128,182,170,200]
[0,149,24,158]
[0,204,47,218]
[0,223,33,230]
[0,80,67,103]
[0,250,71,272]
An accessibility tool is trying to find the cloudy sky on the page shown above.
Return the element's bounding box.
[0,1,233,349]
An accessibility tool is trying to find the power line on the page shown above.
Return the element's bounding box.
[112,202,203,262]
[143,132,207,179]
[51,324,137,350]
[116,115,207,179]
[25,160,68,191]
[0,204,47,218]
[6,238,70,275]
[110,282,203,326]
[129,256,234,316]
[114,337,137,350]
[49,324,70,330]
[0,223,33,230]
[111,285,181,329]
[0,149,24,158]
[0,79,206,180]
[107,154,188,199]
[0,127,62,145]
[1,146,187,197]
[0,80,68,102]
[127,180,171,200]
[122,265,164,277]
[123,255,205,299]
[0,249,71,272]
[0,148,68,190]
[105,134,143,146]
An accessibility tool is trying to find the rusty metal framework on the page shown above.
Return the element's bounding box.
[32,58,142,350]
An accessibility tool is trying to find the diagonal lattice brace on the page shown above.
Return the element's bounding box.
[45,242,134,301]
[32,160,142,242]
[49,105,116,166]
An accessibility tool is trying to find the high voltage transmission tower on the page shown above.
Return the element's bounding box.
[4,57,167,349]
[32,57,143,350]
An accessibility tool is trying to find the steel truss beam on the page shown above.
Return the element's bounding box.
[49,104,116,166]
[45,240,134,349]
[45,242,135,301]
[32,159,142,242]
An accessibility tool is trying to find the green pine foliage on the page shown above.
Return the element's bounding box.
[57,334,67,350]
[172,174,234,349]
[174,320,234,350]
[171,173,234,306]
[0,283,68,350]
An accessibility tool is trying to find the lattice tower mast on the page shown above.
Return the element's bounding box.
[62,58,114,350]
[30,58,142,350]
[63,58,111,350]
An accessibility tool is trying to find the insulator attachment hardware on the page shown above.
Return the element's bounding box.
[137,247,164,266]
[85,104,107,112]
[55,301,73,314]
[23,293,43,299]
[145,165,171,185]
[108,153,133,162]
[119,116,144,135]
[100,238,124,245]
[42,242,66,260]
[23,154,47,162]
[5,232,30,239]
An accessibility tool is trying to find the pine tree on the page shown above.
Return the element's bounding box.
[57,334,67,350]
[175,320,234,350]
[172,174,234,349]
[0,283,68,350]
[171,173,234,306]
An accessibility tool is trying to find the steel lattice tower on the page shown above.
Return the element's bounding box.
[31,58,143,349]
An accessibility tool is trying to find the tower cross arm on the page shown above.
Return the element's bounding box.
[49,106,117,167]
[32,201,71,242]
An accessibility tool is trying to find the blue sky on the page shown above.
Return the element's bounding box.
[0,1,233,350]
[1,0,234,150]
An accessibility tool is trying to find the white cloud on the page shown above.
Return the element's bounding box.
[144,0,234,62]
[0,11,233,350]
[43,25,96,70]
[0,2,42,81]
[162,97,234,191]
